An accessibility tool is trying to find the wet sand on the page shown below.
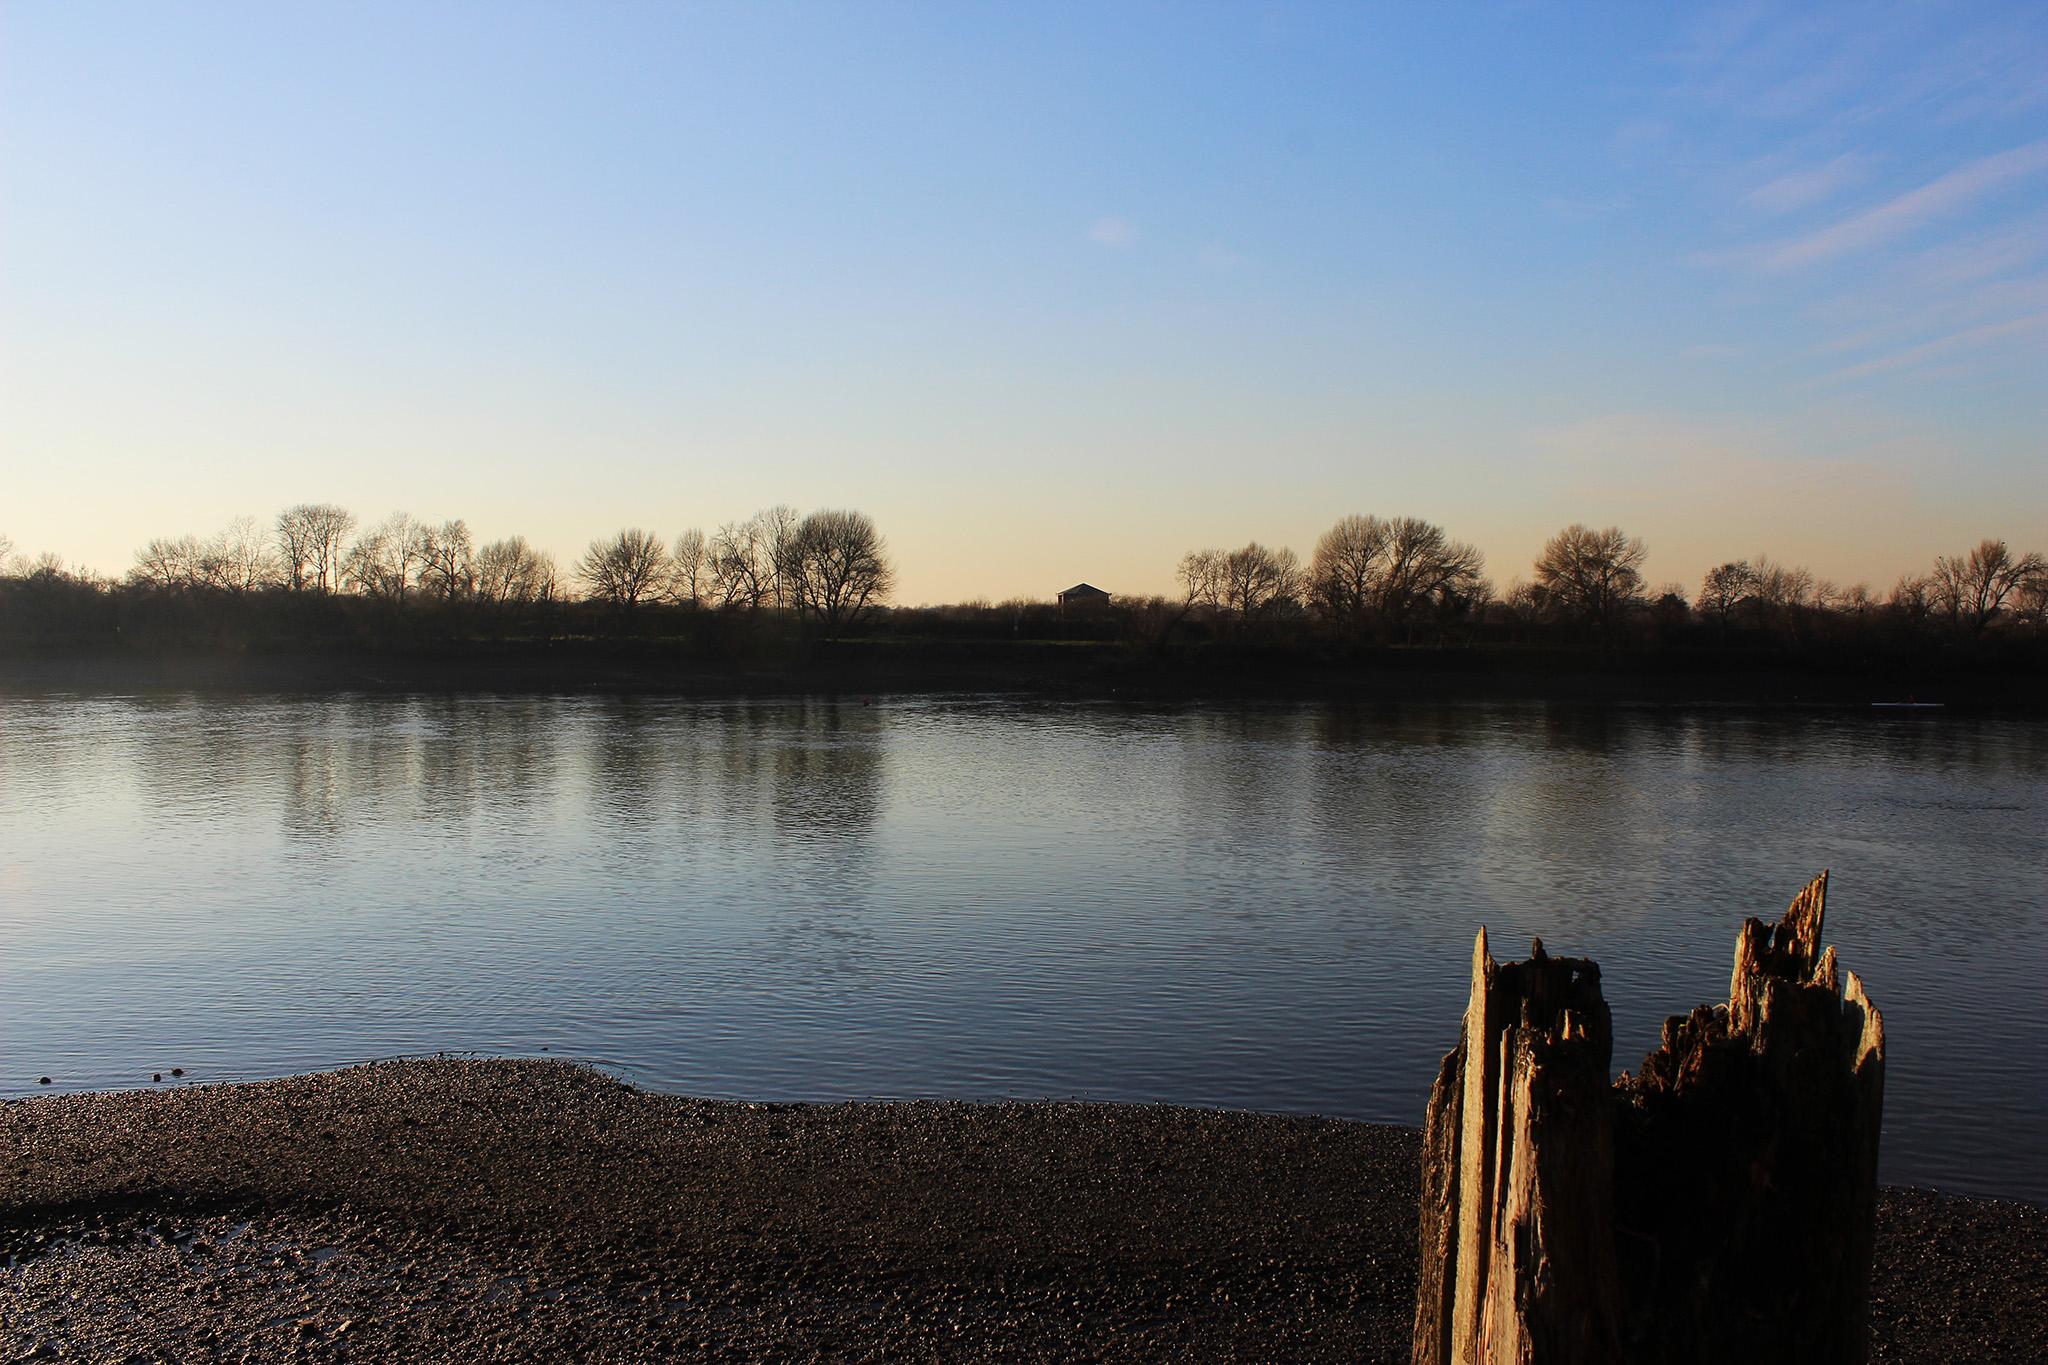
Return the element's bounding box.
[4,1059,2043,1362]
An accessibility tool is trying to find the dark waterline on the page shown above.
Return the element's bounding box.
[3,693,2044,1203]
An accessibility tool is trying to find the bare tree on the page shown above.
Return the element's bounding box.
[1309,515,1390,623]
[1308,514,1484,638]
[275,512,313,593]
[474,536,557,604]
[1178,548,1226,611]
[344,513,429,601]
[0,532,15,575]
[759,504,803,610]
[2011,575,2048,631]
[133,535,204,589]
[702,507,805,611]
[275,503,355,593]
[578,528,669,608]
[1751,555,1814,611]
[1702,555,1817,634]
[1930,538,2046,632]
[669,528,708,606]
[1532,524,1647,631]
[1220,542,1301,619]
[788,509,893,631]
[420,519,475,600]
[1697,562,1754,627]
[203,516,279,594]
[311,505,356,594]
[21,552,76,584]
[133,519,276,594]
[709,516,770,609]
[1177,542,1301,622]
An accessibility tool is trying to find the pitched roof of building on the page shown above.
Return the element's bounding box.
[1058,582,1111,598]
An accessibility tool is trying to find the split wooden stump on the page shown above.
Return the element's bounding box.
[1413,872,1886,1365]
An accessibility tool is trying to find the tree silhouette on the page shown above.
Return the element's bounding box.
[474,536,557,604]
[708,509,800,610]
[205,517,278,594]
[760,504,803,610]
[1177,543,1302,623]
[669,529,708,606]
[132,519,277,594]
[1178,549,1225,611]
[1222,543,1302,619]
[789,509,893,631]
[420,520,475,600]
[1698,562,1754,628]
[133,535,203,589]
[578,528,668,608]
[1309,514,1484,639]
[1532,524,1647,632]
[344,513,429,601]
[1931,538,2045,632]
[275,504,355,594]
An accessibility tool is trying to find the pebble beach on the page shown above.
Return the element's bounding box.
[4,1059,2043,1362]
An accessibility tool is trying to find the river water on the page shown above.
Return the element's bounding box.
[3,693,2043,1202]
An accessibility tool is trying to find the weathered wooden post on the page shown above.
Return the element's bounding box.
[1413,873,1886,1365]
[1413,931,1623,1365]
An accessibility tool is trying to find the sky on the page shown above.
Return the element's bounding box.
[3,1,2045,604]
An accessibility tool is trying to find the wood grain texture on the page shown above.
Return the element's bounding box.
[1415,874,1887,1365]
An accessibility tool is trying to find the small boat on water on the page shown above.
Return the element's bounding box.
[1870,700,1944,709]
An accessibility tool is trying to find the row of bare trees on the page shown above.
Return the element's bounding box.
[1175,516,1516,639]
[118,505,563,607]
[59,500,891,628]
[4,511,2041,644]
[575,506,893,629]
[1691,540,2047,638]
[22,497,893,633]
[1172,517,2045,641]
[1176,516,1493,639]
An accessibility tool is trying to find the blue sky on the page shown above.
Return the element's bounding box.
[3,1,2044,601]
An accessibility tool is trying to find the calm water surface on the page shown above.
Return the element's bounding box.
[3,694,2044,1202]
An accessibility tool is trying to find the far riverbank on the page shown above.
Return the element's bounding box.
[3,637,2043,710]
[4,1060,2043,1361]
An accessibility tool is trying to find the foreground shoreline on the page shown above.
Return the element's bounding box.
[5,1060,2044,1362]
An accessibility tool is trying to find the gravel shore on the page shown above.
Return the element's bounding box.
[4,1059,2043,1362]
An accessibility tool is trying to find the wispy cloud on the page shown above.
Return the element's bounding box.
[1746,152,1878,214]
[1762,139,2048,270]
[1810,269,2048,361]
[1812,311,2048,384]
[1895,210,2048,290]
[1743,41,1876,120]
[1197,242,1248,270]
[1086,216,1138,248]
[1659,4,2041,132]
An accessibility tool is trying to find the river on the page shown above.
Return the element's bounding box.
[3,693,2043,1201]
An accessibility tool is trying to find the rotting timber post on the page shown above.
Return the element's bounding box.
[1412,872,1886,1365]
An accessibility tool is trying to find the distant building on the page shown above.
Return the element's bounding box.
[1057,582,1112,617]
